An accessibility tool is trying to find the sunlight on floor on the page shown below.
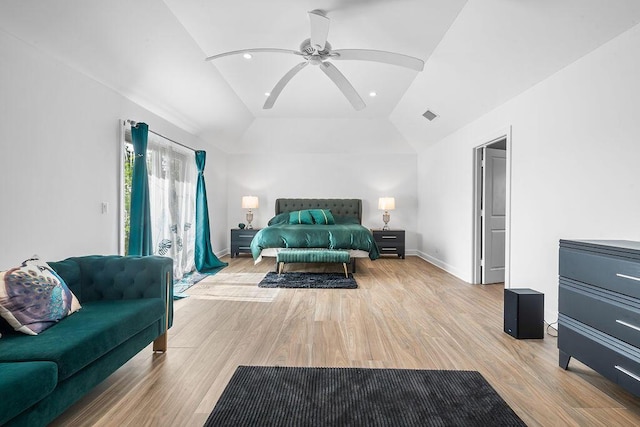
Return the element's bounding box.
[185,273,279,302]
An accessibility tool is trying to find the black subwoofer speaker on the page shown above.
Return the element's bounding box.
[503,288,544,339]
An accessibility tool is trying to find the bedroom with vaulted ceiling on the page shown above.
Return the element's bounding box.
[1,0,640,425]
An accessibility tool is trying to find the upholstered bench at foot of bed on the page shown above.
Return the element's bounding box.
[276,249,351,278]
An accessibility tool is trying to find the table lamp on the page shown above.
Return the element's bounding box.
[242,196,259,229]
[378,197,395,230]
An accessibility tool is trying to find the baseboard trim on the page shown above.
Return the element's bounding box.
[416,251,467,282]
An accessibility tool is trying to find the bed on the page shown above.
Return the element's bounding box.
[250,198,380,272]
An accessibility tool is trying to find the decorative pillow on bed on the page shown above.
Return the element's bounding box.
[309,209,335,225]
[0,256,81,335]
[288,210,314,225]
[268,212,290,226]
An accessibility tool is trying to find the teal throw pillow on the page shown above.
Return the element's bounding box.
[288,210,314,225]
[309,209,335,225]
[268,212,290,226]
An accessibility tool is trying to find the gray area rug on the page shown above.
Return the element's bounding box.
[258,272,357,289]
[204,366,526,427]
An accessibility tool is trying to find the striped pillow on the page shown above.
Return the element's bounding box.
[309,209,335,225]
[288,210,314,225]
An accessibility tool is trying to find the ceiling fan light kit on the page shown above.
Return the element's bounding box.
[205,10,424,110]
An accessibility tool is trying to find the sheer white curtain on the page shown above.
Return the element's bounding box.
[146,137,196,280]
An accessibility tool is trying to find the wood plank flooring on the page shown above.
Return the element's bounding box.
[51,256,640,426]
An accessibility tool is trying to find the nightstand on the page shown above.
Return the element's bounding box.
[230,228,260,258]
[372,229,405,259]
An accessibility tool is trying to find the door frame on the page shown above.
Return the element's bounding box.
[472,126,512,286]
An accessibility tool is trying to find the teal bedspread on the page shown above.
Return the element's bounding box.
[250,224,380,260]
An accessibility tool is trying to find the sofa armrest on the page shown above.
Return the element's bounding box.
[49,255,173,330]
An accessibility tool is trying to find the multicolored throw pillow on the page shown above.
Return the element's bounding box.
[0,256,81,335]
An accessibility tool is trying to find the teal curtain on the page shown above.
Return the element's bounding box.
[194,150,227,271]
[128,123,152,256]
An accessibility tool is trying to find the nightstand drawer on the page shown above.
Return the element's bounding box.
[371,229,405,259]
[231,228,260,258]
[234,233,257,243]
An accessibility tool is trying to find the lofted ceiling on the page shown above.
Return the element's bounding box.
[1,1,640,153]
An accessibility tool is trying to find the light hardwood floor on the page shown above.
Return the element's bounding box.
[51,256,640,426]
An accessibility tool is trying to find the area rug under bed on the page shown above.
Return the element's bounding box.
[257,271,357,289]
[204,365,526,426]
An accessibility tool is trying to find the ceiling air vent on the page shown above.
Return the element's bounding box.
[422,110,438,121]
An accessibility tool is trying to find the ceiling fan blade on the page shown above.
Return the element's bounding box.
[319,62,365,111]
[309,10,330,51]
[205,48,301,61]
[263,62,308,109]
[331,49,424,71]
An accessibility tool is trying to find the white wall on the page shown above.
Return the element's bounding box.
[417,23,640,321]
[0,30,228,269]
[227,118,419,252]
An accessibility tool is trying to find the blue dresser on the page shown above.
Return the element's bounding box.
[559,239,640,396]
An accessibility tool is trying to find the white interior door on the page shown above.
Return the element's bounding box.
[482,147,507,284]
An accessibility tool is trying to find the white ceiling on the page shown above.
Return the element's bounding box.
[163,0,466,118]
[1,0,640,152]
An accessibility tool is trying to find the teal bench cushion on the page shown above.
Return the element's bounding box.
[277,249,350,264]
[0,298,164,381]
[0,361,58,425]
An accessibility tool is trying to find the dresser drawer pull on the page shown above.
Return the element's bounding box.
[239,234,254,238]
[615,365,640,383]
[381,236,397,239]
[616,273,640,282]
[381,248,397,251]
[616,319,640,332]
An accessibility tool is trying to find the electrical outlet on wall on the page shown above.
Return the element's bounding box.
[101,202,108,214]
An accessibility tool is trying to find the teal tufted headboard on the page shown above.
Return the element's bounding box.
[275,198,362,224]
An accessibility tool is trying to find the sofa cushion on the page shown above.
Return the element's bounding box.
[0,298,164,381]
[0,256,81,335]
[0,361,58,425]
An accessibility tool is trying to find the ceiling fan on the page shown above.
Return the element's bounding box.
[205,10,425,110]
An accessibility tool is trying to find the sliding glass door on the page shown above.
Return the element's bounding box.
[121,123,196,280]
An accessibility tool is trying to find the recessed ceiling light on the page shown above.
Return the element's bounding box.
[369,91,377,97]
[243,53,252,59]
[264,92,271,97]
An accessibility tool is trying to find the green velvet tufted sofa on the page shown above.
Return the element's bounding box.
[0,255,173,426]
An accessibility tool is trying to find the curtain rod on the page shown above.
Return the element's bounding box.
[125,119,197,153]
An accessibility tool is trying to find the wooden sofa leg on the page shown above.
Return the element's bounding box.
[153,332,167,352]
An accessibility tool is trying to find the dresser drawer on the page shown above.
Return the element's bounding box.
[559,315,640,397]
[560,278,640,347]
[559,247,640,299]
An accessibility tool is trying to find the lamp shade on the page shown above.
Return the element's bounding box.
[378,197,395,211]
[242,196,259,209]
